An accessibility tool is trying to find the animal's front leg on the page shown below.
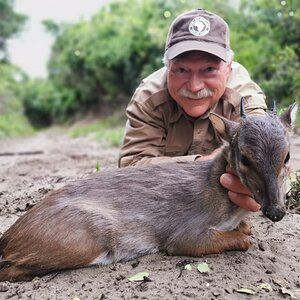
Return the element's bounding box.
[236,220,252,235]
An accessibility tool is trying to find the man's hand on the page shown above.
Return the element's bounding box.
[220,167,261,212]
[196,149,260,212]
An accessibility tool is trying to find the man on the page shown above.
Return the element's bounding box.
[119,9,267,212]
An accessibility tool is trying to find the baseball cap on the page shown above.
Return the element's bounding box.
[165,9,231,62]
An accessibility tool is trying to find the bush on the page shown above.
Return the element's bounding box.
[0,63,34,137]
[41,0,236,123]
[21,0,300,126]
[19,79,62,126]
[259,47,300,108]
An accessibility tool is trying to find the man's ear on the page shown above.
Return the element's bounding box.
[279,102,298,131]
[225,51,233,76]
[209,113,239,142]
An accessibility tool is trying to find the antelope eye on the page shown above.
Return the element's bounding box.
[240,154,251,167]
[284,152,290,164]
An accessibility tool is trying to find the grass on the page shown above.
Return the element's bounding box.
[295,109,300,127]
[0,110,125,147]
[288,171,300,212]
[69,112,126,147]
[0,113,35,139]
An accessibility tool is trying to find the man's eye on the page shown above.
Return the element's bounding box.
[175,67,188,74]
[205,67,217,73]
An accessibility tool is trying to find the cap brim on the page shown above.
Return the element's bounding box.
[166,40,228,62]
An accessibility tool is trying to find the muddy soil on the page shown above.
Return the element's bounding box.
[0,131,299,300]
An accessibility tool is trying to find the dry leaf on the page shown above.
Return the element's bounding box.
[184,264,192,271]
[128,272,150,282]
[197,262,210,273]
[236,288,256,295]
[257,283,273,292]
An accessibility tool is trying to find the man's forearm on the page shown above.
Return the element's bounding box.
[119,154,200,167]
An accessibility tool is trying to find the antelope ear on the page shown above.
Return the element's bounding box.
[209,113,239,142]
[280,102,298,130]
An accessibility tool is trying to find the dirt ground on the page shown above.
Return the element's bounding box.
[0,130,299,300]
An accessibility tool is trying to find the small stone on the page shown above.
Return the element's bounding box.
[0,283,9,292]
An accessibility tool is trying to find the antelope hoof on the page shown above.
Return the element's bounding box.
[238,235,252,251]
[237,220,252,235]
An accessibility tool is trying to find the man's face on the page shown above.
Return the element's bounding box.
[167,51,231,118]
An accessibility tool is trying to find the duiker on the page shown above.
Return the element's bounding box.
[0,102,298,282]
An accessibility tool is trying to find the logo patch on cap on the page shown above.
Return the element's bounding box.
[189,16,210,37]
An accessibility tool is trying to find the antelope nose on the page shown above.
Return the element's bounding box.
[263,205,286,222]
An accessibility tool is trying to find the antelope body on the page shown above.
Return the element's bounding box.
[0,103,297,282]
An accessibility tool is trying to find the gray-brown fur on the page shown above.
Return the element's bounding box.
[0,103,297,281]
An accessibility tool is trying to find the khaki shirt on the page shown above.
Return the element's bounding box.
[119,62,267,167]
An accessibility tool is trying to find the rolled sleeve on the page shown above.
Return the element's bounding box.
[119,99,167,167]
[118,100,198,167]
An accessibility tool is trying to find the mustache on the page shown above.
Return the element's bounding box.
[179,88,214,99]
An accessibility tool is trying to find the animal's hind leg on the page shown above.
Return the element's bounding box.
[0,243,109,282]
[0,224,109,282]
[0,264,37,282]
[172,229,251,257]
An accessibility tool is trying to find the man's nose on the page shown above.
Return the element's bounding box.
[186,74,205,92]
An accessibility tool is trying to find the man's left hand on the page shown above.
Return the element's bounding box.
[220,168,261,212]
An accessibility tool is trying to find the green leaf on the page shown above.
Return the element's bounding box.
[128,272,149,282]
[236,288,256,295]
[197,262,210,273]
[257,283,273,292]
[95,161,101,172]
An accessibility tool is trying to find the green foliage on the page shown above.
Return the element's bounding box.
[16,0,300,127]
[41,0,235,124]
[95,161,101,172]
[229,0,300,107]
[0,0,32,138]
[253,0,300,52]
[0,63,23,112]
[0,0,27,38]
[19,79,68,126]
[288,171,300,211]
[295,110,300,127]
[0,113,34,138]
[259,47,300,107]
[46,0,173,120]
[69,112,126,147]
[0,0,27,61]
[42,19,63,37]
[0,63,34,137]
